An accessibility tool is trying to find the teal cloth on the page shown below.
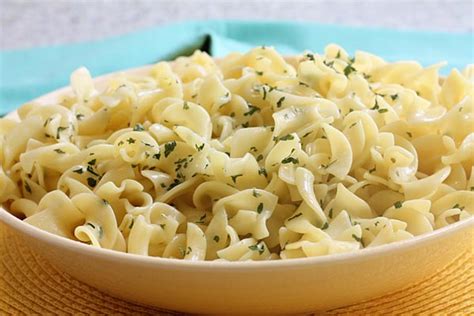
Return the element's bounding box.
[1,20,473,115]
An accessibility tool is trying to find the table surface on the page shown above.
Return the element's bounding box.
[1,0,473,50]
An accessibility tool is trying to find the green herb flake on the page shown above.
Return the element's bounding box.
[336,50,341,59]
[88,159,96,165]
[302,131,312,138]
[368,167,376,174]
[287,212,303,221]
[244,104,261,116]
[281,157,299,164]
[86,222,96,229]
[406,132,413,138]
[54,148,66,154]
[321,222,329,230]
[183,101,190,110]
[452,203,465,210]
[371,99,380,110]
[153,153,161,160]
[252,189,261,198]
[256,154,264,162]
[164,141,177,158]
[276,96,286,108]
[394,201,403,209]
[133,123,145,131]
[256,71,264,76]
[213,235,220,243]
[344,64,356,76]
[56,126,68,139]
[352,234,362,242]
[86,165,100,177]
[328,208,333,219]
[231,174,243,183]
[186,247,192,255]
[126,137,136,144]
[279,134,294,141]
[76,113,85,120]
[390,94,398,101]
[72,168,83,174]
[378,108,389,113]
[256,203,264,214]
[195,213,207,224]
[248,243,265,255]
[258,167,268,178]
[299,81,310,87]
[262,87,267,100]
[87,177,97,188]
[195,143,205,151]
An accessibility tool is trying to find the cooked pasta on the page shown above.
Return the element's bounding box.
[0,45,473,261]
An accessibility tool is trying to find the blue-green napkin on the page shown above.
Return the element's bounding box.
[1,20,473,115]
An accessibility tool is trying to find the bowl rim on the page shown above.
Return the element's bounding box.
[1,64,473,269]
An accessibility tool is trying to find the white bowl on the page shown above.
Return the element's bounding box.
[1,66,473,314]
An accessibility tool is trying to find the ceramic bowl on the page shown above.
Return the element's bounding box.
[1,66,473,314]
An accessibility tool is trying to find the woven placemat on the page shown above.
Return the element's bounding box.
[0,222,472,315]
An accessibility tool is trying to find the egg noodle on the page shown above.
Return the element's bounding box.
[0,45,473,261]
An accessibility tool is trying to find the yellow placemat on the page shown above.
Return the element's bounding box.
[1,222,472,315]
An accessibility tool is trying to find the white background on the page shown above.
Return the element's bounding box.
[1,0,473,50]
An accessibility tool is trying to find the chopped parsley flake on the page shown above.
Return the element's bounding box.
[195,143,205,151]
[133,124,145,131]
[164,141,177,157]
[390,94,398,101]
[252,189,261,198]
[153,153,161,160]
[87,165,100,177]
[328,208,333,219]
[368,167,376,174]
[281,157,299,164]
[231,174,243,183]
[278,134,294,141]
[72,168,83,174]
[76,114,85,120]
[256,71,264,76]
[344,64,356,76]
[248,243,265,255]
[406,132,413,138]
[54,148,65,154]
[256,203,264,214]
[321,222,329,230]
[352,234,362,242]
[126,137,136,144]
[213,235,220,243]
[258,167,268,177]
[394,201,403,209]
[256,154,264,162]
[276,96,286,108]
[244,104,261,116]
[378,108,389,113]
[88,159,96,165]
[195,213,207,224]
[56,126,67,139]
[128,219,134,229]
[183,101,189,110]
